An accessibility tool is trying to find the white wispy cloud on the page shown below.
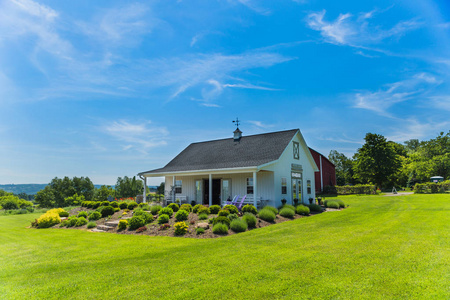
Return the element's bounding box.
[248,120,275,129]
[386,118,450,142]
[429,96,450,111]
[234,0,271,15]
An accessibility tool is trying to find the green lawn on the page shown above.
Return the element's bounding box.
[0,194,449,299]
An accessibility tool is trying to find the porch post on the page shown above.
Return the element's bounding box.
[143,176,147,203]
[253,171,257,208]
[209,173,212,206]
[172,176,176,204]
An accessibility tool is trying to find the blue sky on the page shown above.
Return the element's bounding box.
[1,0,449,185]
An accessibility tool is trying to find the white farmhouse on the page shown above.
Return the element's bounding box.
[138,129,319,208]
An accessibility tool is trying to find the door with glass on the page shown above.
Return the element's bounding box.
[292,178,302,204]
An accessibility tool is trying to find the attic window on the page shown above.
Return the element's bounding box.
[293,141,299,160]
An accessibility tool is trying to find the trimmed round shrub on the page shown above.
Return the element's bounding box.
[212,223,229,234]
[327,201,340,209]
[179,203,192,212]
[66,216,78,227]
[127,201,138,210]
[101,206,115,217]
[174,221,188,235]
[279,207,295,218]
[307,204,323,212]
[175,209,189,221]
[198,213,208,220]
[167,203,179,212]
[242,204,257,215]
[133,209,152,224]
[101,201,110,207]
[88,211,101,221]
[218,210,230,217]
[227,213,238,221]
[213,216,231,228]
[118,219,128,230]
[110,201,119,208]
[223,205,238,214]
[282,204,296,211]
[150,205,162,215]
[196,227,205,235]
[296,205,310,215]
[129,215,146,230]
[242,213,257,228]
[37,213,61,228]
[119,202,128,209]
[192,204,204,213]
[75,217,88,227]
[157,214,170,224]
[59,211,69,218]
[258,208,276,222]
[77,211,88,218]
[114,207,120,212]
[92,202,101,209]
[230,219,248,233]
[197,207,210,215]
[209,205,221,214]
[263,206,278,215]
[87,221,96,229]
[159,207,174,217]
[139,203,150,210]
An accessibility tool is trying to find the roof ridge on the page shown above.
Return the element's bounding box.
[190,128,299,145]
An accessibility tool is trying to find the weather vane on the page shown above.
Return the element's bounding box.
[232,117,240,128]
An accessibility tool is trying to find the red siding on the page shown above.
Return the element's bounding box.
[309,148,337,193]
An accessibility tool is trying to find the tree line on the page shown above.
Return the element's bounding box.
[329,131,450,189]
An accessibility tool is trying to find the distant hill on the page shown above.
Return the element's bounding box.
[0,184,158,195]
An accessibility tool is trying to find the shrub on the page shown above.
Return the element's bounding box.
[127,201,138,210]
[92,202,101,209]
[110,201,119,208]
[197,207,210,215]
[179,203,192,212]
[87,221,96,229]
[282,204,296,211]
[88,211,101,221]
[119,202,128,209]
[279,207,295,218]
[230,219,248,233]
[212,223,228,234]
[296,205,311,215]
[139,203,150,210]
[129,216,146,230]
[77,211,88,218]
[242,204,257,215]
[194,213,207,221]
[114,207,120,212]
[218,210,230,217]
[223,205,238,214]
[136,226,147,233]
[196,227,205,235]
[167,203,179,212]
[59,211,69,218]
[75,217,88,227]
[46,208,65,214]
[158,214,170,224]
[159,224,170,230]
[175,209,189,221]
[227,213,238,221]
[336,184,376,195]
[213,216,231,228]
[118,219,128,231]
[174,221,189,235]
[324,199,345,208]
[101,201,110,207]
[242,213,257,228]
[208,217,215,224]
[150,205,162,215]
[192,204,204,213]
[101,206,115,217]
[258,208,276,222]
[209,205,221,214]
[307,204,323,212]
[159,207,174,217]
[327,201,340,209]
[37,212,61,228]
[133,209,152,224]
[66,216,78,227]
[263,206,278,215]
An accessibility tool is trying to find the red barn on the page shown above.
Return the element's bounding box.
[309,148,336,193]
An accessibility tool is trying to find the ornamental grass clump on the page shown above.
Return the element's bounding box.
[75,217,88,227]
[258,208,276,222]
[157,214,170,224]
[230,219,248,233]
[101,206,115,218]
[118,219,128,231]
[326,201,340,209]
[263,206,278,215]
[77,211,88,218]
[209,205,221,214]
[150,205,162,215]
[212,223,228,234]
[296,205,310,215]
[179,204,192,212]
[279,207,295,218]
[223,205,238,214]
[174,221,189,235]
[227,213,238,221]
[324,199,345,208]
[159,207,174,217]
[218,210,230,217]
[175,209,189,221]
[167,203,179,212]
[87,221,96,229]
[88,211,101,221]
[242,204,257,215]
[198,213,208,220]
[242,213,257,228]
[281,204,296,211]
[128,215,146,230]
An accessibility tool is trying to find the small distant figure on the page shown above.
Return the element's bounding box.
[392,187,398,194]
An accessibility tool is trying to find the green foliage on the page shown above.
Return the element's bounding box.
[198,213,208,220]
[37,211,61,228]
[88,211,101,221]
[101,206,115,217]
[230,219,248,233]
[241,204,257,215]
[326,201,340,209]
[167,203,179,212]
[242,213,257,228]
[213,216,231,228]
[119,202,128,209]
[192,204,203,213]
[296,205,310,215]
[133,209,152,224]
[324,199,345,208]
[110,201,119,208]
[118,220,128,231]
[94,185,115,202]
[414,181,450,194]
[179,203,192,212]
[263,206,278,215]
[197,207,210,215]
[87,222,96,229]
[175,209,189,221]
[159,207,174,217]
[58,211,69,217]
[115,176,143,198]
[217,209,230,217]
[66,216,78,227]
[307,204,323,212]
[227,213,238,221]
[157,214,169,224]
[0,195,21,210]
[336,185,377,195]
[212,223,229,234]
[281,204,295,211]
[279,207,295,218]
[127,201,138,210]
[195,227,205,235]
[258,208,276,222]
[329,150,356,185]
[77,211,88,218]
[64,194,85,206]
[223,205,238,214]
[209,205,221,214]
[174,221,189,235]
[150,205,162,215]
[75,217,88,227]
[128,216,146,230]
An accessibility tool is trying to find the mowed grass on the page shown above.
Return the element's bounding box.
[0,195,449,299]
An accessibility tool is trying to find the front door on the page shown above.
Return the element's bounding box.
[203,179,221,205]
[292,178,302,204]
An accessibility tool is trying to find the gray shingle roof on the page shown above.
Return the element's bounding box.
[140,129,299,174]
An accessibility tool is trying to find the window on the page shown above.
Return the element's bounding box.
[281,177,287,194]
[293,141,299,160]
[246,177,254,194]
[175,180,182,194]
[307,180,311,194]
[222,179,232,202]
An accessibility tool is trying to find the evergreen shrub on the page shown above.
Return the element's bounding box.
[279,207,295,218]
[75,217,88,227]
[127,201,138,210]
[223,205,238,214]
[212,223,228,234]
[157,214,170,224]
[118,219,128,230]
[296,205,310,215]
[88,211,101,221]
[258,208,276,222]
[167,203,179,212]
[175,209,189,221]
[101,206,115,217]
[242,204,257,215]
[174,221,188,235]
[129,215,146,230]
[230,219,248,233]
[209,205,221,214]
[213,216,231,228]
[218,210,230,217]
[159,207,174,217]
[119,202,128,209]
[179,204,192,212]
[77,211,88,218]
